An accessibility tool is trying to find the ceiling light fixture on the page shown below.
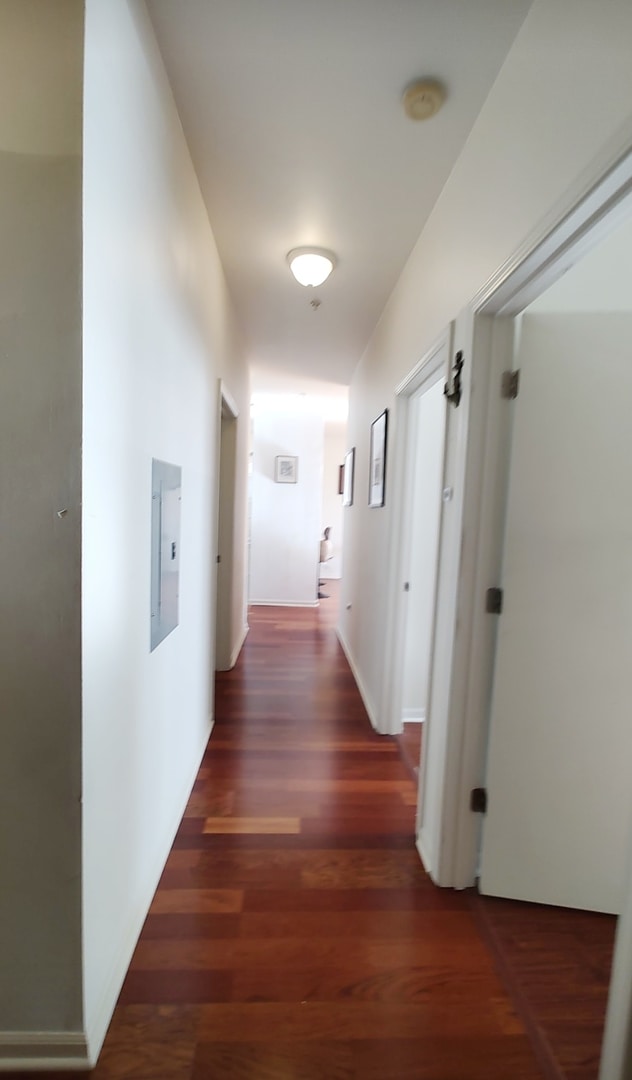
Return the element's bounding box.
[287,247,336,287]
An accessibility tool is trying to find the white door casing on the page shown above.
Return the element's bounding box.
[409,143,632,1079]
[440,144,632,892]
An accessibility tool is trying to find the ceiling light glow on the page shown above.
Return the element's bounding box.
[287,247,336,287]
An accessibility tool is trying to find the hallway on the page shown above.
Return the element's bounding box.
[121,592,545,1078]
[11,594,547,1079]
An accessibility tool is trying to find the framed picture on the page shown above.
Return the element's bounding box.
[342,447,355,507]
[368,409,388,508]
[274,455,298,483]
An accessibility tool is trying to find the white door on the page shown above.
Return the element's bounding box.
[479,312,632,914]
[215,390,239,671]
[401,377,447,727]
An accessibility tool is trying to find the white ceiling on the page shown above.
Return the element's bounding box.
[146,0,533,395]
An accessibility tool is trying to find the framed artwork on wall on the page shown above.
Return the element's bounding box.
[275,454,298,483]
[342,447,355,507]
[368,409,388,508]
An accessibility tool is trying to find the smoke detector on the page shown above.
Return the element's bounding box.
[402,80,445,121]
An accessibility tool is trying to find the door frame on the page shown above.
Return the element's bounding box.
[435,140,632,1080]
[213,380,240,673]
[438,142,632,890]
[380,328,451,737]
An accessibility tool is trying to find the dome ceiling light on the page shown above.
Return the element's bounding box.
[287,247,336,287]
[402,79,445,121]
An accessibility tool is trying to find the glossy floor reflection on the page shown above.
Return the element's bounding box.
[6,582,547,1079]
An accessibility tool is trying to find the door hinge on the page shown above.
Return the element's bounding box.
[470,787,488,814]
[444,350,464,408]
[216,555,221,564]
[501,369,520,399]
[485,587,503,614]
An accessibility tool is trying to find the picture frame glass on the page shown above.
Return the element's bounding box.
[275,455,298,483]
[369,410,388,508]
[342,447,355,507]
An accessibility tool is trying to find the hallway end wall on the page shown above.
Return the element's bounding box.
[82,0,249,1059]
[250,400,324,605]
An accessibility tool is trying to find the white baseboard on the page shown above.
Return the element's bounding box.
[224,622,246,669]
[416,831,433,878]
[229,623,249,669]
[249,600,318,608]
[402,709,426,723]
[336,627,382,733]
[0,1031,89,1071]
[84,722,212,1065]
[216,624,250,672]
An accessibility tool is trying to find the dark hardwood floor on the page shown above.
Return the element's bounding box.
[395,722,423,781]
[393,702,616,1080]
[6,582,613,1078]
[470,894,615,1080]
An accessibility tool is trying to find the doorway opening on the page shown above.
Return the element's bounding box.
[215,385,239,672]
[383,334,449,802]
[470,189,632,1080]
[396,377,446,785]
[472,213,632,1077]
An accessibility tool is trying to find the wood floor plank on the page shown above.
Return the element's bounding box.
[149,889,244,914]
[241,886,471,913]
[202,816,301,834]
[7,584,591,1079]
[129,934,493,974]
[193,999,519,1042]
[118,969,232,1005]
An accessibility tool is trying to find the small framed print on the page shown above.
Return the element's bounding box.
[275,455,298,483]
[368,409,388,508]
[342,447,355,507]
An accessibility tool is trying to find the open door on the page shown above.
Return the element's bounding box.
[215,386,239,672]
[479,312,632,914]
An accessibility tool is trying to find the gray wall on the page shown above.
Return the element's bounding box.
[0,0,84,1035]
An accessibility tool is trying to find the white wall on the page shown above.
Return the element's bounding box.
[321,420,346,579]
[401,379,446,722]
[340,0,632,733]
[0,0,85,1057]
[82,0,249,1060]
[250,399,324,605]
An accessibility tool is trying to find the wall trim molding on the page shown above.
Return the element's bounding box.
[0,1031,89,1071]
[415,834,433,881]
[229,623,249,669]
[336,627,380,733]
[472,139,632,318]
[403,709,425,723]
[249,600,319,608]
